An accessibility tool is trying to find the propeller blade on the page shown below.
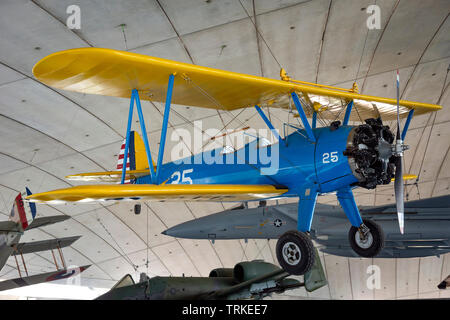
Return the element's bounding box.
[394,156,404,234]
[396,70,401,139]
[394,70,404,234]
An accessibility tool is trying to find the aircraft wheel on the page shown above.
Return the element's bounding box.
[348,219,384,257]
[134,204,141,215]
[276,230,315,275]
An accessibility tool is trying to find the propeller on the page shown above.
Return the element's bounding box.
[394,70,405,234]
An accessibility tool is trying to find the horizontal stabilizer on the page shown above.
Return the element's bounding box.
[12,236,81,255]
[25,184,288,203]
[27,215,71,230]
[66,169,151,182]
[0,221,20,232]
[0,265,90,292]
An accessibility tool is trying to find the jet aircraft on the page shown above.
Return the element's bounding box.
[164,195,450,259]
[96,255,327,300]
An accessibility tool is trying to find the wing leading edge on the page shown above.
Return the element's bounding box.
[25,184,288,203]
[33,48,442,121]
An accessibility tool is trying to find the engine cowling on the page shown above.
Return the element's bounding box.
[233,260,281,282]
[344,118,397,189]
[209,268,234,278]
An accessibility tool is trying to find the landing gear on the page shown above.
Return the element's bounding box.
[348,219,384,257]
[276,230,315,275]
[134,204,141,215]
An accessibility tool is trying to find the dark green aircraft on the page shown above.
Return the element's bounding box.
[96,250,326,300]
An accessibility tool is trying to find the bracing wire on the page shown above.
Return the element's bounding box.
[408,64,450,197]
[96,213,137,271]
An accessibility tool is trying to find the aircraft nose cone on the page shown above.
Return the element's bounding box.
[162,224,189,238]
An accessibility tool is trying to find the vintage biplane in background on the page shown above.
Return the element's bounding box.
[0,189,89,291]
[27,48,441,275]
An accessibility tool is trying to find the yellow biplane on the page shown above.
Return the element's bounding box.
[28,48,441,275]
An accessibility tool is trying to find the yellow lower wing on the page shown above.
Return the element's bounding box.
[66,170,151,182]
[25,184,288,203]
[391,174,418,182]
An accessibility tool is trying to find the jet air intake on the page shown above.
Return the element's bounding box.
[233,260,281,282]
[209,268,234,278]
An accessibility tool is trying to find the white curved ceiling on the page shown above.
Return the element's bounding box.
[0,0,449,299]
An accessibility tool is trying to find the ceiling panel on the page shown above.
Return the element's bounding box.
[0,116,75,166]
[0,0,87,76]
[152,240,200,276]
[317,0,397,85]
[159,0,247,36]
[257,0,331,81]
[183,18,261,76]
[368,0,450,75]
[0,79,121,152]
[34,0,176,50]
[324,255,353,299]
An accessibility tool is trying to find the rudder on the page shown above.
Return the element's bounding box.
[10,187,36,230]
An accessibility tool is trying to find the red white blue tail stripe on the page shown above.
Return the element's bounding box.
[116,131,136,184]
[10,188,36,230]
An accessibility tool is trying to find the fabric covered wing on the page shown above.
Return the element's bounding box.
[0,265,90,292]
[25,184,288,203]
[33,48,441,121]
[12,236,81,255]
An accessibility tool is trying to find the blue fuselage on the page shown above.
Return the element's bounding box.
[136,125,360,199]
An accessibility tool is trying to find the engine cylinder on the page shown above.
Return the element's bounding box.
[344,118,396,189]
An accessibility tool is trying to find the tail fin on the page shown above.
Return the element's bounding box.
[117,131,151,171]
[10,187,36,230]
[116,131,152,183]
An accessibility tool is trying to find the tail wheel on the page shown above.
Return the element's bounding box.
[348,219,384,257]
[276,230,315,275]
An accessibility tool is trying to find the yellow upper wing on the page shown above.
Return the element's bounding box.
[33,48,441,121]
[25,184,288,203]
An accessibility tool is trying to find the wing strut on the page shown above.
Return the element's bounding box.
[156,74,175,184]
[297,188,319,232]
[342,100,354,126]
[291,93,316,143]
[121,89,156,184]
[401,109,415,141]
[121,74,175,185]
[254,105,285,145]
[312,112,317,129]
[336,187,363,227]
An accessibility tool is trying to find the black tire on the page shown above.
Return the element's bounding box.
[348,219,384,257]
[276,230,315,275]
[134,204,141,215]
